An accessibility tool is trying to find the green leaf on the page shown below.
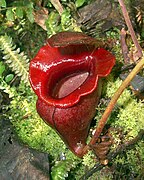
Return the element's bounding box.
[61,9,71,30]
[51,160,75,180]
[5,74,14,82]
[6,9,14,21]
[141,31,144,38]
[0,62,5,76]
[26,2,34,23]
[45,12,62,36]
[0,35,29,83]
[0,0,6,7]
[26,10,34,23]
[75,0,86,8]
[15,7,23,19]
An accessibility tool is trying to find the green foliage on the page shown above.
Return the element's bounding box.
[0,77,16,98]
[6,9,15,21]
[0,61,5,75]
[51,151,83,180]
[0,61,16,98]
[61,9,73,31]
[51,160,76,180]
[25,1,34,23]
[45,8,81,36]
[106,78,144,137]
[2,0,34,23]
[0,0,6,7]
[15,7,24,19]
[82,151,96,168]
[75,0,86,8]
[45,11,61,36]
[0,34,29,83]
[5,74,14,83]
[103,78,144,177]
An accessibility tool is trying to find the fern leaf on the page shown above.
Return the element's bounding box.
[51,160,76,180]
[0,77,16,98]
[0,35,29,84]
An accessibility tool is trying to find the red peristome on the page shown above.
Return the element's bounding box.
[29,47,115,108]
[29,31,115,157]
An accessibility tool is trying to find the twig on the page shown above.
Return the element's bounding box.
[33,7,48,31]
[81,56,144,156]
[50,0,64,15]
[81,0,144,157]
[88,56,144,146]
[80,129,144,179]
[118,0,143,58]
[120,28,129,63]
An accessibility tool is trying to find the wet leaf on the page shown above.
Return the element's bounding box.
[5,74,14,82]
[0,62,5,76]
[0,0,6,7]
[6,9,14,21]
[16,7,23,19]
[75,0,86,8]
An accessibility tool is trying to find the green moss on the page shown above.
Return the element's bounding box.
[106,78,144,138]
[9,82,66,158]
[82,151,96,168]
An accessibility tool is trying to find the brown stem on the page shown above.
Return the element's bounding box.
[82,56,144,155]
[33,7,48,31]
[120,28,129,63]
[80,129,144,179]
[50,0,64,15]
[118,0,143,58]
[89,56,144,146]
[82,0,144,155]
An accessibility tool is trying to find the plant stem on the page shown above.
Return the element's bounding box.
[82,0,144,156]
[118,0,143,58]
[89,56,144,146]
[50,0,63,15]
[120,28,129,63]
[80,129,144,179]
[81,0,144,157]
[82,56,144,155]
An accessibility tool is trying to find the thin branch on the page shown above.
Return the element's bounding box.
[118,0,143,58]
[50,0,64,16]
[88,56,144,147]
[33,7,48,31]
[80,0,144,157]
[82,55,144,155]
[120,28,129,63]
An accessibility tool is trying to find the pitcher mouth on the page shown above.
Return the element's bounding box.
[52,71,89,99]
[30,49,115,108]
[39,54,99,108]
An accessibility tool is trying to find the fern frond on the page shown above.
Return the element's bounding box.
[51,159,76,180]
[0,35,29,83]
[0,77,16,98]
